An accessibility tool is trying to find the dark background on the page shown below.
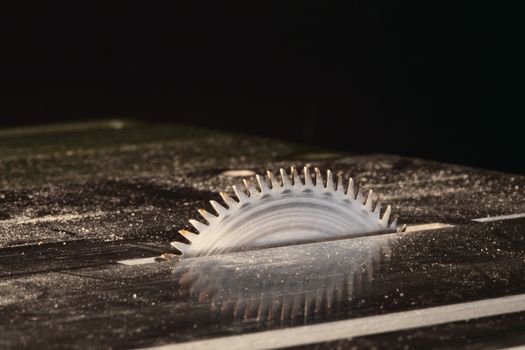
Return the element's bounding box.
[1,2,523,173]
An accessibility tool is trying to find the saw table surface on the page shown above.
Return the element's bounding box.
[0,120,524,350]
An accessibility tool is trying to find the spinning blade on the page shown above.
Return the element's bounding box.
[172,166,397,257]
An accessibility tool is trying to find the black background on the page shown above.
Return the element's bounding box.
[1,2,523,173]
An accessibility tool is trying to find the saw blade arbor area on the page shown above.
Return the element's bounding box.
[173,166,397,257]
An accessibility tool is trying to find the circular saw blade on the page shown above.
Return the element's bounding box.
[172,166,397,257]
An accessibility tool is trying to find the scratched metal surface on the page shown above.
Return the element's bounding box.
[0,120,524,349]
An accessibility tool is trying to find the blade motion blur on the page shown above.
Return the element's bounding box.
[172,166,398,257]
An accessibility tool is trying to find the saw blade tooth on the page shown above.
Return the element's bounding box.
[267,170,281,189]
[178,229,199,241]
[303,166,313,187]
[256,296,267,322]
[219,191,238,208]
[381,205,391,226]
[314,167,324,188]
[243,298,255,320]
[336,172,345,194]
[243,179,260,197]
[198,208,216,223]
[373,198,381,215]
[279,168,292,188]
[389,215,398,229]
[355,183,364,203]
[210,200,228,216]
[189,219,208,233]
[346,177,355,199]
[364,189,374,210]
[256,174,271,193]
[314,289,323,314]
[233,185,250,202]
[326,170,335,191]
[291,165,302,186]
[280,299,289,321]
[170,240,191,255]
